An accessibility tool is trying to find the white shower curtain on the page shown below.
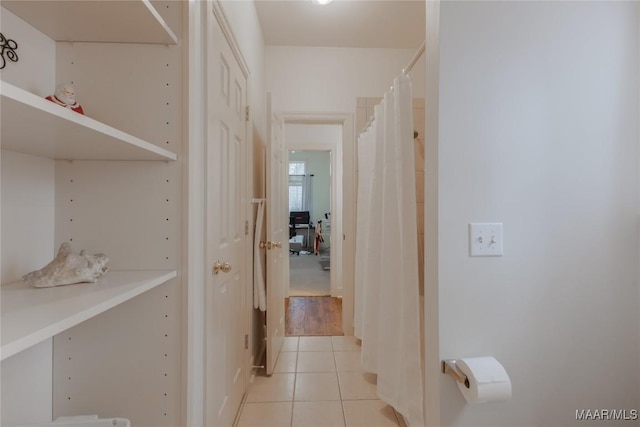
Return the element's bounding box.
[355,74,424,426]
[354,127,375,339]
[360,102,385,374]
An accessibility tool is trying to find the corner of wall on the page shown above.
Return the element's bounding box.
[423,1,441,425]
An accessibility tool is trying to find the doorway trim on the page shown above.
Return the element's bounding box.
[280,111,355,336]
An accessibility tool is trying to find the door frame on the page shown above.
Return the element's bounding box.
[185,1,253,425]
[280,112,355,336]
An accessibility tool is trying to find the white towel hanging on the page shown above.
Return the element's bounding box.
[253,200,267,311]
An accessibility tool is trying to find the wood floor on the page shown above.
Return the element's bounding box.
[285,296,343,336]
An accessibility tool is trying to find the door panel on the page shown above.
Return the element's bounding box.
[265,93,287,375]
[205,6,247,426]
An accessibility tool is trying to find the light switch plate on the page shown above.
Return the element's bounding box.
[469,223,503,256]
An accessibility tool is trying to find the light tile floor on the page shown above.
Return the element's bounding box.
[235,336,402,427]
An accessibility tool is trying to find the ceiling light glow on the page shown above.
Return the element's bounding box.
[312,0,333,5]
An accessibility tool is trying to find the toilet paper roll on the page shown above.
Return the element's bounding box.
[456,357,512,404]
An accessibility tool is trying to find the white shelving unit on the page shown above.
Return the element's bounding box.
[1,270,177,361]
[1,82,177,161]
[1,1,183,425]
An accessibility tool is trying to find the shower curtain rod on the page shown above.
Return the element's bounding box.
[360,41,426,134]
[402,40,426,75]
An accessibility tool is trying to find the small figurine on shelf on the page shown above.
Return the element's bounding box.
[45,83,84,114]
[23,242,109,288]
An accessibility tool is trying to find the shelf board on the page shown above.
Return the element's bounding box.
[1,0,177,45]
[1,269,177,361]
[1,81,177,161]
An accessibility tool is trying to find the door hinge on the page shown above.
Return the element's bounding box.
[245,220,249,236]
[244,334,249,350]
[245,105,250,122]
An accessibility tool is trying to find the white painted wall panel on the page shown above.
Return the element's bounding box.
[1,7,57,426]
[0,6,55,95]
[434,2,640,425]
[266,46,425,113]
[53,279,181,427]
[1,340,53,426]
[56,42,181,153]
[1,151,55,426]
[54,161,180,271]
[286,124,342,147]
[1,150,55,283]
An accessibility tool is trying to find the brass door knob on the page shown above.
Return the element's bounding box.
[273,242,282,248]
[213,261,232,275]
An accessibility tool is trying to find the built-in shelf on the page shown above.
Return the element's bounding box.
[1,0,178,45]
[0,81,177,161]
[1,269,177,361]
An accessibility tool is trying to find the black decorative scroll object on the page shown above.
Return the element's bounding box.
[0,32,19,70]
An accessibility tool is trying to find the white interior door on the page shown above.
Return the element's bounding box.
[265,93,287,375]
[204,7,248,425]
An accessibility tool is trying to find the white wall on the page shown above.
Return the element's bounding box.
[0,7,55,95]
[0,8,57,425]
[1,151,55,283]
[429,2,640,425]
[266,46,425,113]
[286,124,342,148]
[1,151,55,426]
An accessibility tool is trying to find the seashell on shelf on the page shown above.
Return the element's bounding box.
[23,242,110,288]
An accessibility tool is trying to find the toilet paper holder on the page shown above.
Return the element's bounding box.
[441,359,470,389]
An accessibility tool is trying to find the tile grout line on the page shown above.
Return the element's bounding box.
[332,339,348,427]
[290,339,299,427]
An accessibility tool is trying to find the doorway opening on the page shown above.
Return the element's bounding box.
[288,149,332,296]
[281,118,350,337]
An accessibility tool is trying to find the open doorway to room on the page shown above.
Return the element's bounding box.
[287,149,332,296]
[282,122,346,336]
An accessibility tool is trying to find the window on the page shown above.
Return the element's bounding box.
[289,161,305,211]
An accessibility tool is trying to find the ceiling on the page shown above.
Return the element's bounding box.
[254,0,425,49]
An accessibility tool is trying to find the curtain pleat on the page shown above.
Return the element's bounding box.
[360,102,385,374]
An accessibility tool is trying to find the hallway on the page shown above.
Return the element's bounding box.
[235,336,401,427]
